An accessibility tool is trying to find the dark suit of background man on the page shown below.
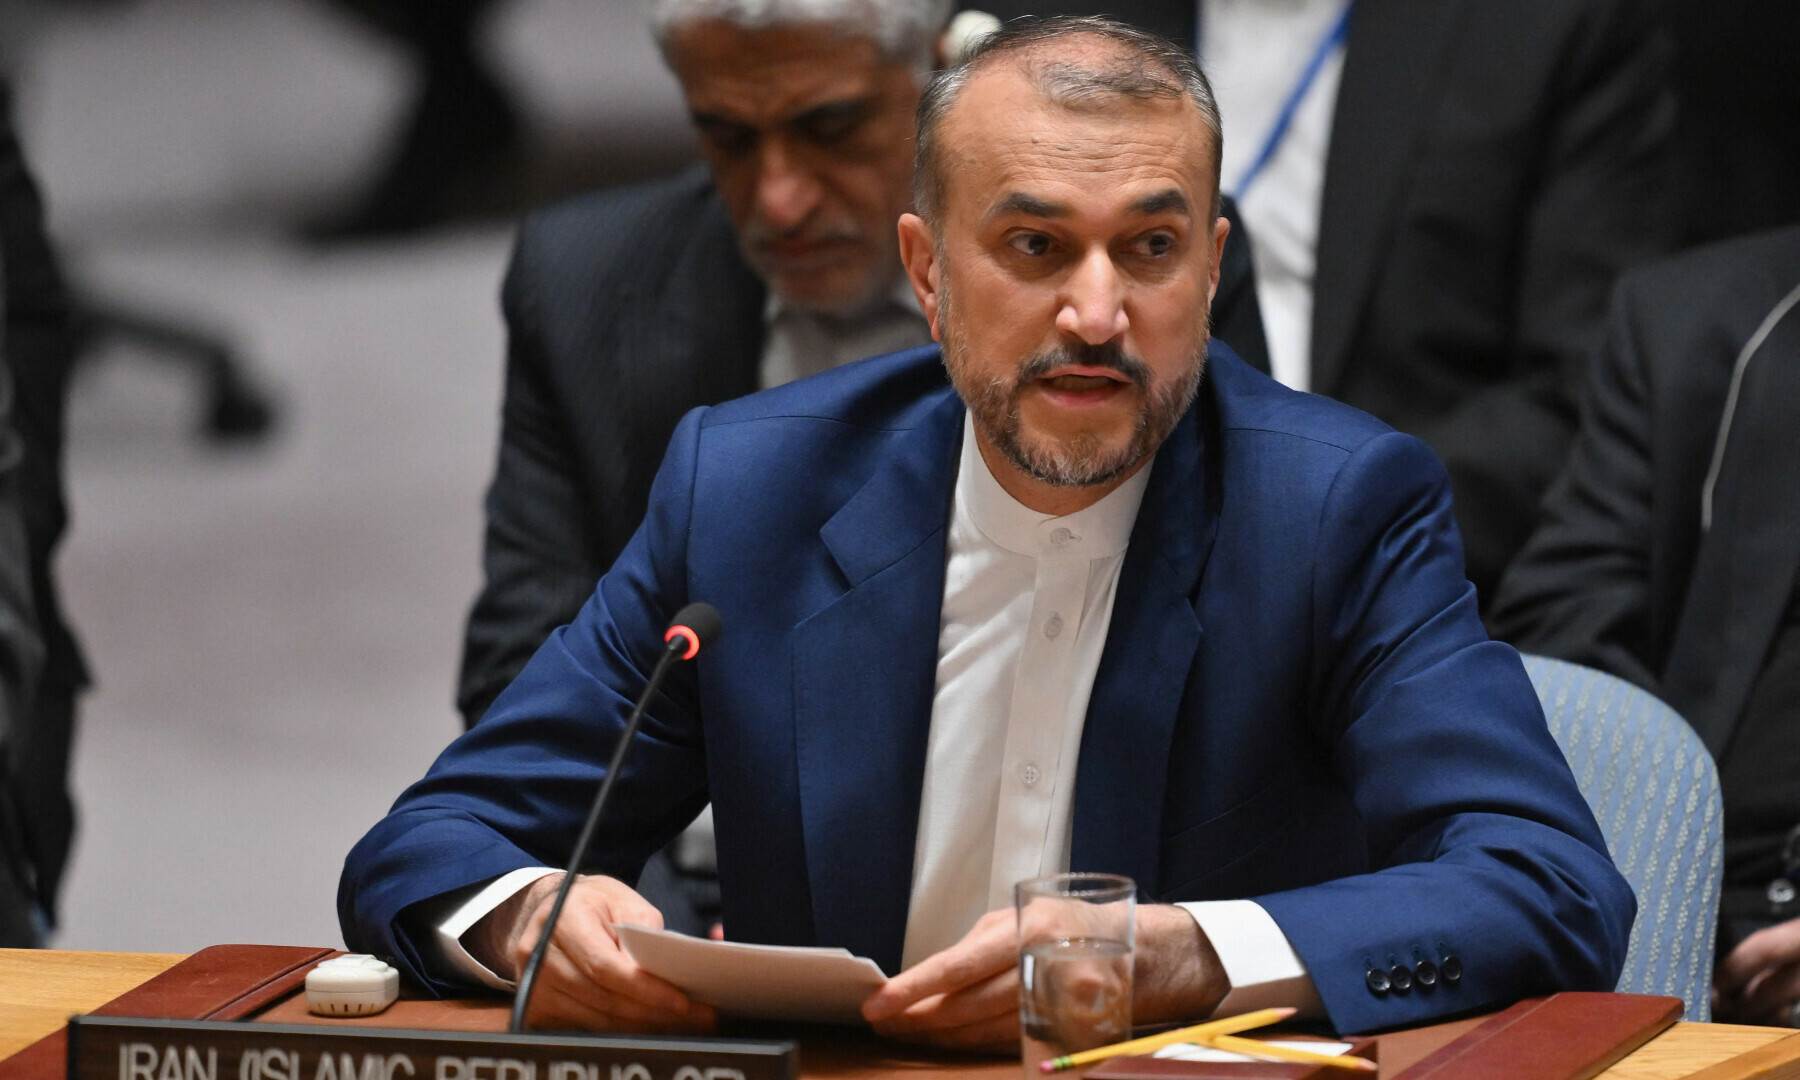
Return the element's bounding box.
[973,0,1675,604]
[1492,226,1800,1026]
[347,18,1630,1044]
[0,79,86,946]
[455,0,1268,731]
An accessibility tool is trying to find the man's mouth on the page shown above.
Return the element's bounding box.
[1032,365,1134,406]
[1042,373,1126,392]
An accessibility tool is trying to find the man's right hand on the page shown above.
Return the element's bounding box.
[468,872,717,1034]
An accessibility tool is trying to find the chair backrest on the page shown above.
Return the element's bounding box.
[1522,654,1722,1020]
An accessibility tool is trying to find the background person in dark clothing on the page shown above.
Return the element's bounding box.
[0,78,84,945]
[1491,225,1800,1025]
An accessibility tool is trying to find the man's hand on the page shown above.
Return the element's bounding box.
[863,908,1020,1051]
[467,872,717,1034]
[860,904,1229,1052]
[1715,917,1800,1025]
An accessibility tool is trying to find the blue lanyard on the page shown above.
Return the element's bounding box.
[1227,0,1354,201]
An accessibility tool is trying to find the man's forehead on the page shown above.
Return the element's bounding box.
[941,60,1213,207]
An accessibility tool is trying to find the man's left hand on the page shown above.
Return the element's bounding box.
[1715,917,1800,1025]
[861,904,1229,1052]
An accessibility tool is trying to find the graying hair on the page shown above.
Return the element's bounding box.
[914,16,1223,224]
[650,0,953,69]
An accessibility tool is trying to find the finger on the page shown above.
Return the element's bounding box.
[1718,920,1800,993]
[556,901,700,1016]
[532,937,717,1032]
[876,969,1018,1035]
[866,920,1016,1020]
[1738,962,1800,1026]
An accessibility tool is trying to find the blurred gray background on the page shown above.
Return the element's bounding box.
[2,0,698,952]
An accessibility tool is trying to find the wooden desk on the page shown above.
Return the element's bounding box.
[0,949,185,1060]
[2,950,1796,1080]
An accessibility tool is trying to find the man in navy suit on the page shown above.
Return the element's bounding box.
[341,18,1631,1044]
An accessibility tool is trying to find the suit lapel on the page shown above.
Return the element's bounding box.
[1662,303,1800,756]
[1071,394,1218,896]
[1310,0,1470,395]
[792,390,964,974]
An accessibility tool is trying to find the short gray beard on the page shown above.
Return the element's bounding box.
[938,274,1206,488]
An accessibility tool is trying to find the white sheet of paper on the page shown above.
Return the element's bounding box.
[1153,1040,1356,1062]
[617,924,888,1024]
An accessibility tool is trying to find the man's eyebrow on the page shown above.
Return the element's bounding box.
[790,98,874,126]
[690,97,873,132]
[988,192,1069,220]
[1130,189,1190,216]
[689,110,750,130]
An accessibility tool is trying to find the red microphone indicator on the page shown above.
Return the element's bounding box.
[663,602,722,661]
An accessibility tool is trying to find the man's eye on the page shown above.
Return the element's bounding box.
[700,124,757,156]
[1010,233,1053,256]
[1140,232,1177,257]
[797,112,862,145]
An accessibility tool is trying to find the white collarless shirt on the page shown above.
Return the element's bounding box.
[901,414,1153,967]
[1202,0,1350,392]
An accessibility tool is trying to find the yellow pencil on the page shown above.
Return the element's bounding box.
[1038,1006,1296,1073]
[1202,1033,1378,1072]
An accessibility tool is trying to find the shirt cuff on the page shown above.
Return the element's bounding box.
[426,866,563,991]
[1177,899,1325,1019]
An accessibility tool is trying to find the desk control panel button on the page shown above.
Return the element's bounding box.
[306,954,400,1016]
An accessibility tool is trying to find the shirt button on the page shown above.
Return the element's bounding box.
[1044,614,1064,639]
[1049,527,1073,545]
[1021,763,1041,786]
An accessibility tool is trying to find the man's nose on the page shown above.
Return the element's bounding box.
[754,140,822,231]
[1055,248,1129,345]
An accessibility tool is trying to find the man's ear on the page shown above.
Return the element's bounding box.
[1207,214,1230,307]
[897,213,945,341]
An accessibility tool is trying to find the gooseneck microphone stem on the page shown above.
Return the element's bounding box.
[508,603,718,1033]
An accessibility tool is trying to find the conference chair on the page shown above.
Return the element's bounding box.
[1523,654,1723,1020]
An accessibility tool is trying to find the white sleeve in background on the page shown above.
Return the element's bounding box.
[422,867,563,991]
[1177,899,1326,1019]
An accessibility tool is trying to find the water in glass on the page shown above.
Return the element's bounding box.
[1019,937,1132,1074]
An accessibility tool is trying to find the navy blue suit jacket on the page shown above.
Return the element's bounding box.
[341,343,1632,1034]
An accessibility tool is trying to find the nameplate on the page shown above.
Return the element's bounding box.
[67,1016,796,1080]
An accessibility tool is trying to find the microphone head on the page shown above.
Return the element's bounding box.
[664,602,722,661]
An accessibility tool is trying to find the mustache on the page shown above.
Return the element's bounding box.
[1017,341,1152,392]
[742,220,862,249]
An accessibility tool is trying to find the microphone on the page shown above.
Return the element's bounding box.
[509,602,722,1033]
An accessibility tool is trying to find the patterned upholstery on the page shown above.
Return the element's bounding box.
[1523,654,1723,1020]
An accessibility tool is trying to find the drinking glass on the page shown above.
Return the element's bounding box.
[1016,873,1135,1076]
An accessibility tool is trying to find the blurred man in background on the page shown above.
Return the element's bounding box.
[0,78,84,946]
[1492,225,1800,1025]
